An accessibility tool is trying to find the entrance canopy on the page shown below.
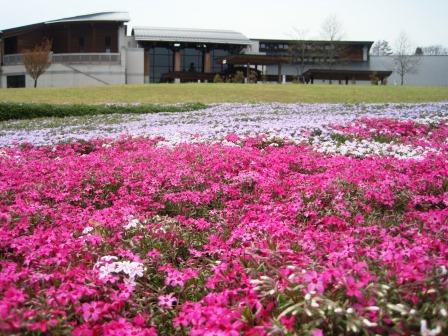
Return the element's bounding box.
[223,54,290,65]
[303,69,392,81]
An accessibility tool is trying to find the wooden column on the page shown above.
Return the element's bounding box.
[144,50,150,83]
[278,64,282,83]
[174,50,181,72]
[91,23,96,52]
[246,63,250,83]
[204,51,211,73]
[0,40,4,65]
[66,25,71,53]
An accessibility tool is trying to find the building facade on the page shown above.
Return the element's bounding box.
[1,11,446,88]
[0,12,135,88]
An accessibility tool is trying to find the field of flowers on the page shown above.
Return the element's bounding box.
[1,103,447,335]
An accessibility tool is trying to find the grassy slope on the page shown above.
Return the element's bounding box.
[0,84,447,104]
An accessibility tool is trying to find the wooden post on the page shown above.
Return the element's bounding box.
[246,63,250,83]
[0,39,4,65]
[91,23,96,52]
[66,25,71,53]
[278,63,282,83]
[144,50,150,83]
[204,51,211,73]
[174,50,181,72]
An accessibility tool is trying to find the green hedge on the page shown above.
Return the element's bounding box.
[0,102,208,121]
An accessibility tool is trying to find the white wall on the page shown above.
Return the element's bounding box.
[1,62,126,88]
[261,56,448,86]
[370,56,448,86]
[125,48,144,84]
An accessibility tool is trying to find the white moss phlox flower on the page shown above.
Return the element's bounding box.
[95,256,146,286]
[82,226,94,235]
[124,216,142,230]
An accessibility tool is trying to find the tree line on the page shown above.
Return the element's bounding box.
[289,15,447,85]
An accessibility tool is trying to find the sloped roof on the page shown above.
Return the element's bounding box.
[45,11,130,24]
[133,27,251,45]
[0,12,129,36]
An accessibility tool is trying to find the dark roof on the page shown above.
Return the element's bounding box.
[1,12,129,37]
[223,54,291,65]
[252,38,374,46]
[133,27,251,45]
[303,68,392,80]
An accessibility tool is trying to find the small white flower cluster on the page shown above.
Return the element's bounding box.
[420,320,442,336]
[94,255,145,286]
[312,136,436,159]
[2,102,446,147]
[124,216,142,230]
[81,226,94,235]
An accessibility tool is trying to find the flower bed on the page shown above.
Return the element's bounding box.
[0,116,447,335]
[1,102,447,147]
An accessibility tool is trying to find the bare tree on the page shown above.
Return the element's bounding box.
[22,39,52,88]
[320,15,344,84]
[371,40,393,56]
[288,28,312,82]
[393,32,421,85]
[321,15,344,41]
[422,45,448,55]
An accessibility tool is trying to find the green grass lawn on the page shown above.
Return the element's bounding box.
[1,84,447,104]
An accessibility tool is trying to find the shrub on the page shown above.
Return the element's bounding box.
[248,70,258,83]
[232,71,245,83]
[0,102,208,121]
[213,74,224,83]
[370,72,380,85]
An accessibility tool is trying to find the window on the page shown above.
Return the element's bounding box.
[105,36,111,53]
[181,48,203,73]
[4,36,18,54]
[211,49,229,73]
[149,47,174,83]
[7,75,25,88]
[79,37,85,52]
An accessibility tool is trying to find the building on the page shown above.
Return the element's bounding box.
[229,39,392,84]
[132,27,251,83]
[1,11,446,88]
[0,12,137,88]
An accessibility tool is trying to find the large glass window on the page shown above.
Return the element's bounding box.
[149,47,174,83]
[181,48,203,72]
[211,49,229,73]
[7,75,25,88]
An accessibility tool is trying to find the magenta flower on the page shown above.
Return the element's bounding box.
[82,302,103,322]
[147,249,161,259]
[158,293,177,309]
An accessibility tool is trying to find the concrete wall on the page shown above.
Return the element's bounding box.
[125,48,144,84]
[370,56,448,86]
[0,62,126,88]
[263,56,448,86]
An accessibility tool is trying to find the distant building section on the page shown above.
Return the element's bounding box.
[0,11,446,88]
[370,56,448,86]
[132,27,250,83]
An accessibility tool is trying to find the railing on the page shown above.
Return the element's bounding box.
[3,52,121,66]
[3,54,23,65]
[52,53,121,64]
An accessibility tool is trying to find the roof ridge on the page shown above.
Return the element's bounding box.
[133,26,242,34]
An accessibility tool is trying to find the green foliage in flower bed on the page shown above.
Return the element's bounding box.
[0,102,208,121]
[1,84,447,104]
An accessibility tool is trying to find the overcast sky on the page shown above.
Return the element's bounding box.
[1,0,447,48]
